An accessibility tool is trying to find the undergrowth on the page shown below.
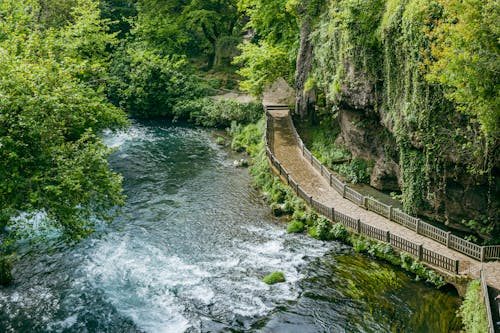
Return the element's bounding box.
[459,280,489,333]
[173,98,262,128]
[296,119,373,184]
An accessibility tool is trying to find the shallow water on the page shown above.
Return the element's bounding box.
[0,120,461,332]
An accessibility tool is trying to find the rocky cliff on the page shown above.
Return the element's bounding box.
[296,0,499,241]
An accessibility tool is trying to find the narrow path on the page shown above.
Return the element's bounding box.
[266,106,500,291]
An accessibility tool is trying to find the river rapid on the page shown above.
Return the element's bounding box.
[0,120,462,332]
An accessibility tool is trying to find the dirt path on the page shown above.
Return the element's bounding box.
[266,106,500,291]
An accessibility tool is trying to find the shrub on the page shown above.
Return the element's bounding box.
[287,220,305,233]
[262,271,286,285]
[333,158,374,184]
[459,280,488,333]
[329,223,350,242]
[309,217,333,240]
[173,98,263,128]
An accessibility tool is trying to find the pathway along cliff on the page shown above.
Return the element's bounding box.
[0,120,462,332]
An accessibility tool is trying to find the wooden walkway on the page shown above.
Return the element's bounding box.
[264,105,500,292]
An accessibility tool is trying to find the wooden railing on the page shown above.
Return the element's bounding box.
[480,268,495,333]
[265,105,500,263]
[264,107,460,274]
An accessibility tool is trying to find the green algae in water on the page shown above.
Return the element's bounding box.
[263,271,286,285]
[299,253,462,333]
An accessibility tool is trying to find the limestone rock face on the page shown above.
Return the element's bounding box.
[370,160,401,191]
[298,55,498,231]
[295,19,316,118]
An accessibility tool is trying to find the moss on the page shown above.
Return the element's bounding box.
[459,280,489,333]
[262,271,286,285]
[286,220,305,233]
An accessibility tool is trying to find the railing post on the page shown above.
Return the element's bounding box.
[331,207,335,221]
[480,246,485,262]
[363,196,368,210]
[309,195,313,205]
[356,219,361,234]
[388,206,393,220]
[416,219,420,234]
[329,173,333,186]
[446,232,451,248]
[342,184,347,198]
[418,244,423,261]
[296,183,299,194]
[386,230,390,243]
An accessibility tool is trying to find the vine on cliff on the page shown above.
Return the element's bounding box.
[307,0,498,239]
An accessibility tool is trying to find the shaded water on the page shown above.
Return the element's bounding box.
[0,121,461,332]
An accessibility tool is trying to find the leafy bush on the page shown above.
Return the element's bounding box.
[173,98,262,128]
[262,271,286,285]
[309,217,333,240]
[459,280,489,333]
[109,46,202,118]
[333,158,374,184]
[329,223,350,242]
[287,220,305,233]
[230,120,263,156]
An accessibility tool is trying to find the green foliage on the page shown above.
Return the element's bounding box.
[262,271,286,285]
[333,158,373,184]
[173,98,262,127]
[230,120,264,155]
[310,0,498,233]
[0,0,127,242]
[238,0,299,46]
[329,223,349,242]
[309,217,333,240]
[286,220,305,233]
[459,280,489,333]
[234,0,300,94]
[233,41,291,96]
[109,46,202,118]
[428,0,499,138]
[134,0,241,68]
[311,0,386,102]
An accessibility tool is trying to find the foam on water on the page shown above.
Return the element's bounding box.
[0,121,461,333]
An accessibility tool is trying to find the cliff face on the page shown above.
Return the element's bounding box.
[299,0,499,241]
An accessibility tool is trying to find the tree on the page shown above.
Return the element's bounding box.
[234,0,300,95]
[428,0,500,139]
[0,0,127,250]
[182,0,240,68]
[132,0,241,68]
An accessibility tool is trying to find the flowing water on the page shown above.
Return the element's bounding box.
[0,120,462,332]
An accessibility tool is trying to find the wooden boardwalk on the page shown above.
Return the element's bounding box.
[264,105,500,292]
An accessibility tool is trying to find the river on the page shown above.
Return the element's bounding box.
[0,120,461,332]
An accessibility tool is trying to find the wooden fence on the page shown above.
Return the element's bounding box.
[265,106,500,263]
[480,268,495,333]
[264,108,460,274]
